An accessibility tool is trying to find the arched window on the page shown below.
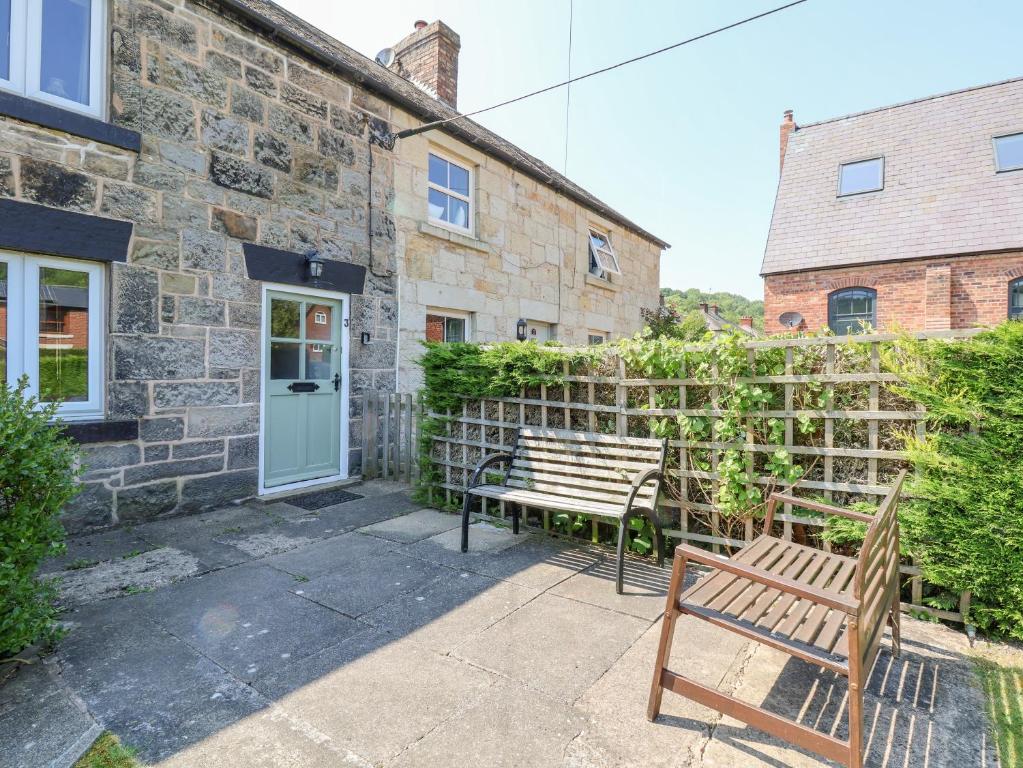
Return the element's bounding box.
[1010,278,1023,320]
[828,288,876,335]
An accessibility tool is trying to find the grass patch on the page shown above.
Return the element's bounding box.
[975,658,1023,768]
[74,732,142,768]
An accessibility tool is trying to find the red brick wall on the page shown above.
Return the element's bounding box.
[425,314,445,342]
[63,308,89,348]
[763,251,1023,334]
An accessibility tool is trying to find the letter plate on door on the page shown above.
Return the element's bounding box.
[287,382,320,393]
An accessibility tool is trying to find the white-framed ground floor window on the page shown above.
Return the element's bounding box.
[425,308,470,343]
[0,251,104,418]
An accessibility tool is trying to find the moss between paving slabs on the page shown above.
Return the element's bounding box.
[975,659,1023,768]
[74,732,142,768]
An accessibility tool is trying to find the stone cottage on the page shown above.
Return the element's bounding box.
[0,0,666,531]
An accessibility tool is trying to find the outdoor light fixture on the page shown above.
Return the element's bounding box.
[516,318,527,341]
[361,332,371,345]
[305,251,324,282]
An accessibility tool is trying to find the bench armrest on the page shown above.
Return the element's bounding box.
[674,542,860,615]
[468,453,513,489]
[764,493,875,530]
[625,469,663,517]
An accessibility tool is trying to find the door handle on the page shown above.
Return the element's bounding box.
[333,373,341,392]
[287,382,320,393]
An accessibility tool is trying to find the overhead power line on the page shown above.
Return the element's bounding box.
[388,0,810,143]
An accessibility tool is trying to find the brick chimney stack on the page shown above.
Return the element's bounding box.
[739,316,754,331]
[391,20,461,109]
[779,109,796,173]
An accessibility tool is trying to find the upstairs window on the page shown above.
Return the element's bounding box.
[0,0,107,118]
[427,151,472,234]
[994,133,1023,173]
[838,157,884,196]
[0,251,104,418]
[588,230,621,278]
[828,287,876,335]
[1010,278,1023,320]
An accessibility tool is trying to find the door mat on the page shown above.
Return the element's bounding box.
[284,488,364,511]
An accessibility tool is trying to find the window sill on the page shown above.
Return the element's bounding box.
[586,273,619,291]
[419,221,489,253]
[60,419,139,444]
[0,91,141,153]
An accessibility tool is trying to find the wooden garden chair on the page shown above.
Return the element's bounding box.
[647,470,907,768]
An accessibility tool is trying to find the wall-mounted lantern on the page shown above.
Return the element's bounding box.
[305,251,324,282]
[516,318,527,341]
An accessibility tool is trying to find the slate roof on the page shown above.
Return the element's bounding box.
[214,0,670,249]
[762,75,1023,275]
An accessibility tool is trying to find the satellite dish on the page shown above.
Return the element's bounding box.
[375,48,395,68]
[779,311,804,328]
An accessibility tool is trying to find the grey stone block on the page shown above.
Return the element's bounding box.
[163,194,209,228]
[318,126,355,165]
[141,87,197,142]
[280,81,327,119]
[172,439,224,459]
[330,104,365,136]
[294,151,338,190]
[206,50,242,80]
[133,161,186,192]
[131,240,179,270]
[181,228,226,271]
[116,480,180,521]
[159,140,205,174]
[177,296,226,326]
[179,469,258,510]
[186,405,259,438]
[229,84,264,123]
[140,417,185,442]
[243,65,276,96]
[20,158,96,211]
[268,105,312,144]
[211,207,258,240]
[161,51,228,107]
[212,27,282,73]
[213,273,260,303]
[351,340,396,371]
[228,302,261,330]
[201,109,248,154]
[107,381,148,419]
[209,151,274,198]
[111,264,160,334]
[81,443,141,472]
[61,482,115,533]
[154,382,239,408]
[101,182,159,223]
[209,328,259,368]
[144,444,170,462]
[113,336,206,380]
[227,434,258,469]
[123,455,224,486]
[253,130,291,171]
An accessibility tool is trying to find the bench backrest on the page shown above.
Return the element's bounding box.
[853,469,907,678]
[505,428,666,511]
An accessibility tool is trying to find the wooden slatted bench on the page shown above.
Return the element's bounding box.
[461,427,668,593]
[647,470,907,768]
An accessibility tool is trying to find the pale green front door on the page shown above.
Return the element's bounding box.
[264,291,343,487]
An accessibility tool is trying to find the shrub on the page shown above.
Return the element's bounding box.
[887,322,1023,639]
[0,377,80,658]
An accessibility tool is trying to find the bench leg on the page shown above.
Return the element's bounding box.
[511,504,520,535]
[615,514,631,595]
[460,492,472,553]
[647,551,688,721]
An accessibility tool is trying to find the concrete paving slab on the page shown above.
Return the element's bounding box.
[156,704,370,768]
[0,662,99,768]
[132,505,273,570]
[548,556,672,621]
[402,521,530,569]
[386,678,586,768]
[363,569,543,654]
[40,528,154,574]
[455,592,650,703]
[266,629,497,765]
[57,547,202,607]
[263,531,396,580]
[359,507,460,543]
[55,598,266,764]
[292,550,449,618]
[273,491,423,537]
[139,564,363,682]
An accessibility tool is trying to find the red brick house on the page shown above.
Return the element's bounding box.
[762,77,1023,334]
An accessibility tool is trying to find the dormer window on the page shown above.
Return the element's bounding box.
[994,133,1023,173]
[838,158,884,196]
[0,0,107,118]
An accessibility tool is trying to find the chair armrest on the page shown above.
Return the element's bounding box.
[467,453,513,489]
[768,493,875,524]
[673,542,860,615]
[625,469,663,518]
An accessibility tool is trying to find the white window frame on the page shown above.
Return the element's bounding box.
[0,0,107,118]
[588,229,622,276]
[993,132,1023,173]
[587,332,607,345]
[0,251,105,419]
[313,311,327,325]
[837,157,884,197]
[426,307,470,343]
[427,149,474,236]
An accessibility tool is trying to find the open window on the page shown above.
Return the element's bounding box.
[0,0,107,118]
[588,229,621,278]
[0,251,104,418]
[828,287,876,335]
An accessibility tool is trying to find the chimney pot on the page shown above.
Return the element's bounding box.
[698,302,709,313]
[414,19,428,30]
[739,316,754,330]
[710,304,719,315]
[779,109,796,174]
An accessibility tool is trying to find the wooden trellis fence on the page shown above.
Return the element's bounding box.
[423,330,982,624]
[361,391,422,482]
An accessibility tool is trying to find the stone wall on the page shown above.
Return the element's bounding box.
[763,252,1023,334]
[0,0,398,532]
[390,128,663,391]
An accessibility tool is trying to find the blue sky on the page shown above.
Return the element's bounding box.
[277,0,1023,299]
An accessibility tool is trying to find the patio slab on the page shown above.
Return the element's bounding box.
[40,528,154,574]
[263,530,396,580]
[358,507,461,543]
[548,555,673,621]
